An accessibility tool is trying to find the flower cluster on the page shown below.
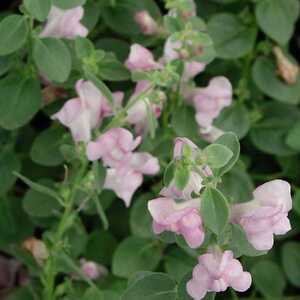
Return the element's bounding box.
[148,137,292,299]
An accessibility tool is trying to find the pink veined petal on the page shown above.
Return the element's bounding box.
[230,272,252,292]
[152,221,166,234]
[86,141,103,161]
[113,91,124,108]
[128,153,160,175]
[253,179,292,212]
[208,76,232,107]
[218,251,234,274]
[199,253,222,278]
[186,278,208,300]
[182,61,206,81]
[210,278,228,292]
[148,198,178,224]
[223,258,243,283]
[127,101,148,124]
[246,230,274,251]
[173,137,198,159]
[272,214,291,235]
[181,227,205,249]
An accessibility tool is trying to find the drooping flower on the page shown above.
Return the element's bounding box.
[22,237,49,265]
[134,11,159,35]
[127,81,163,135]
[231,180,292,251]
[193,76,232,129]
[40,6,88,39]
[148,198,204,248]
[86,128,142,167]
[187,250,252,300]
[80,259,108,280]
[52,80,120,142]
[125,44,161,71]
[104,152,160,206]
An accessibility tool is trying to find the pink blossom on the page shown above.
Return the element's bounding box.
[104,152,159,206]
[134,11,159,35]
[148,198,204,248]
[80,259,107,280]
[187,250,252,300]
[193,76,232,128]
[200,126,224,143]
[125,44,161,71]
[163,37,205,80]
[173,137,199,159]
[86,128,141,167]
[231,180,292,251]
[127,81,162,134]
[52,80,120,142]
[40,6,88,39]
[160,171,203,200]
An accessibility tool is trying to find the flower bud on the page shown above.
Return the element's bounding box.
[273,46,299,85]
[134,11,159,35]
[22,237,49,265]
[80,259,108,280]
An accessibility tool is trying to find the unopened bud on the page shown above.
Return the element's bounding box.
[273,46,299,85]
[80,259,108,280]
[134,11,159,35]
[22,237,49,265]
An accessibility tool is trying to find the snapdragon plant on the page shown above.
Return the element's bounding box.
[0,0,299,299]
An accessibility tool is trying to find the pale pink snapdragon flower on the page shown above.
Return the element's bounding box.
[52,80,123,142]
[105,152,160,207]
[40,6,88,39]
[134,11,159,35]
[125,44,161,71]
[187,250,252,300]
[231,180,292,251]
[163,37,206,82]
[127,81,163,135]
[148,197,204,248]
[86,127,142,168]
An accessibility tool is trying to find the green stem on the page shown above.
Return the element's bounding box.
[43,160,88,300]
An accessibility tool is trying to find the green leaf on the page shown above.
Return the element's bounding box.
[228,224,265,257]
[174,163,190,190]
[252,260,286,299]
[208,13,256,59]
[163,161,176,187]
[85,230,117,265]
[92,194,109,230]
[214,103,250,139]
[23,179,60,217]
[30,127,65,166]
[130,193,154,239]
[112,236,162,278]
[33,38,71,83]
[286,120,300,151]
[250,102,298,156]
[98,53,130,81]
[0,149,21,195]
[0,75,42,130]
[293,189,300,216]
[75,37,94,59]
[171,105,200,141]
[6,287,34,300]
[202,144,233,169]
[24,0,51,21]
[0,15,28,56]
[52,0,87,9]
[282,242,300,287]
[214,132,240,176]
[255,0,299,45]
[102,0,161,36]
[252,57,300,104]
[121,272,176,300]
[14,172,64,205]
[201,187,229,235]
[82,287,104,300]
[164,248,196,282]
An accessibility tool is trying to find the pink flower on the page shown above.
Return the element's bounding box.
[125,44,161,71]
[187,250,252,300]
[163,37,205,80]
[86,128,142,167]
[134,11,159,35]
[40,6,88,39]
[200,126,224,143]
[127,81,162,134]
[160,171,203,200]
[193,76,232,128]
[52,80,121,142]
[173,137,199,159]
[231,180,292,251]
[148,198,204,248]
[80,259,107,280]
[104,152,160,206]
